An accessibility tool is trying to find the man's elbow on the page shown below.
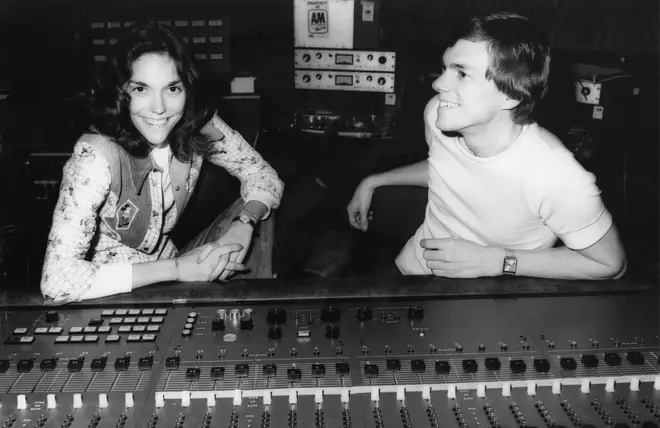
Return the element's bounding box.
[603,258,627,280]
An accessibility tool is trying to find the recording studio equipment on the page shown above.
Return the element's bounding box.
[1,292,658,427]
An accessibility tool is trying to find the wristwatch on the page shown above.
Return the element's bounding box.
[502,248,517,275]
[232,213,257,229]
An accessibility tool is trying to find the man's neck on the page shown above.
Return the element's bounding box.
[461,116,524,158]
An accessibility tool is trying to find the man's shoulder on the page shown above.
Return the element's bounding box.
[519,124,578,166]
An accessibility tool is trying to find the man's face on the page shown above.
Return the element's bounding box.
[127,53,186,147]
[431,39,512,134]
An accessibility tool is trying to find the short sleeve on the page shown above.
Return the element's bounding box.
[536,150,613,250]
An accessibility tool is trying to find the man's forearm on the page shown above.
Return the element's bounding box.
[489,245,626,280]
[366,160,429,188]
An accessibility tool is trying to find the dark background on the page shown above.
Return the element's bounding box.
[0,0,658,287]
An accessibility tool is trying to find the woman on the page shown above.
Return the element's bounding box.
[41,23,283,304]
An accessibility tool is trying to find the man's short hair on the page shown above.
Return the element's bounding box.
[451,12,551,124]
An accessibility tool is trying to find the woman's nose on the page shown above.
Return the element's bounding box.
[149,94,166,114]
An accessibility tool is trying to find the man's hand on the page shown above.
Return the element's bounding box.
[197,222,254,280]
[421,238,504,278]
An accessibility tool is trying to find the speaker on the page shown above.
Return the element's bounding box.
[217,94,261,145]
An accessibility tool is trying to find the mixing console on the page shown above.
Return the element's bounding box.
[0,293,658,428]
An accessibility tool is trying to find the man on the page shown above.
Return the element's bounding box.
[347,12,626,280]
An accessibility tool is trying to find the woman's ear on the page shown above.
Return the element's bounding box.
[503,97,521,110]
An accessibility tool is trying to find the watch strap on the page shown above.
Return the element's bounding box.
[232,215,257,229]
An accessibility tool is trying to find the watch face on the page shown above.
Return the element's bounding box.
[504,257,517,274]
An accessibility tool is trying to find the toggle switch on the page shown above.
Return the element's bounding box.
[527,381,536,396]
[73,393,83,409]
[340,389,350,403]
[263,391,271,406]
[552,381,562,395]
[289,390,298,404]
[580,380,590,394]
[233,389,242,406]
[502,383,511,397]
[155,393,165,408]
[181,391,190,407]
[17,394,27,410]
[125,393,134,408]
[605,378,615,393]
[371,387,379,402]
[422,386,431,401]
[99,393,109,409]
[477,384,486,398]
[630,377,640,391]
[448,384,457,399]
[47,394,57,409]
[396,386,406,401]
[314,390,323,404]
[206,393,216,408]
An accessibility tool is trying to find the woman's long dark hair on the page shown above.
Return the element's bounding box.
[91,22,215,160]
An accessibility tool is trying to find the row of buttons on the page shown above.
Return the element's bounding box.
[15,327,63,335]
[109,316,165,325]
[53,334,157,344]
[101,309,168,316]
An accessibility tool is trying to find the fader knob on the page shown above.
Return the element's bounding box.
[321,306,341,322]
[357,307,373,321]
[266,308,286,325]
[268,325,282,340]
[407,306,424,320]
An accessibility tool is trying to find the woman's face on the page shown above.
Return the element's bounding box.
[126,53,186,147]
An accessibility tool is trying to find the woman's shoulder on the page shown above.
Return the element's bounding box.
[73,132,121,158]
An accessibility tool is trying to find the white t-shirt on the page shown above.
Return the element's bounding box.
[396,98,613,275]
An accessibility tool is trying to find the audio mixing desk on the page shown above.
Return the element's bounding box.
[0,277,658,428]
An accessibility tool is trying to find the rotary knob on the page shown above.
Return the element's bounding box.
[321,307,341,322]
[407,306,424,320]
[378,56,387,64]
[356,307,373,321]
[45,311,60,323]
[378,77,386,85]
[302,53,311,62]
[267,325,282,340]
[302,74,311,83]
[181,329,192,337]
[325,325,340,339]
[211,318,225,331]
[266,308,286,325]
